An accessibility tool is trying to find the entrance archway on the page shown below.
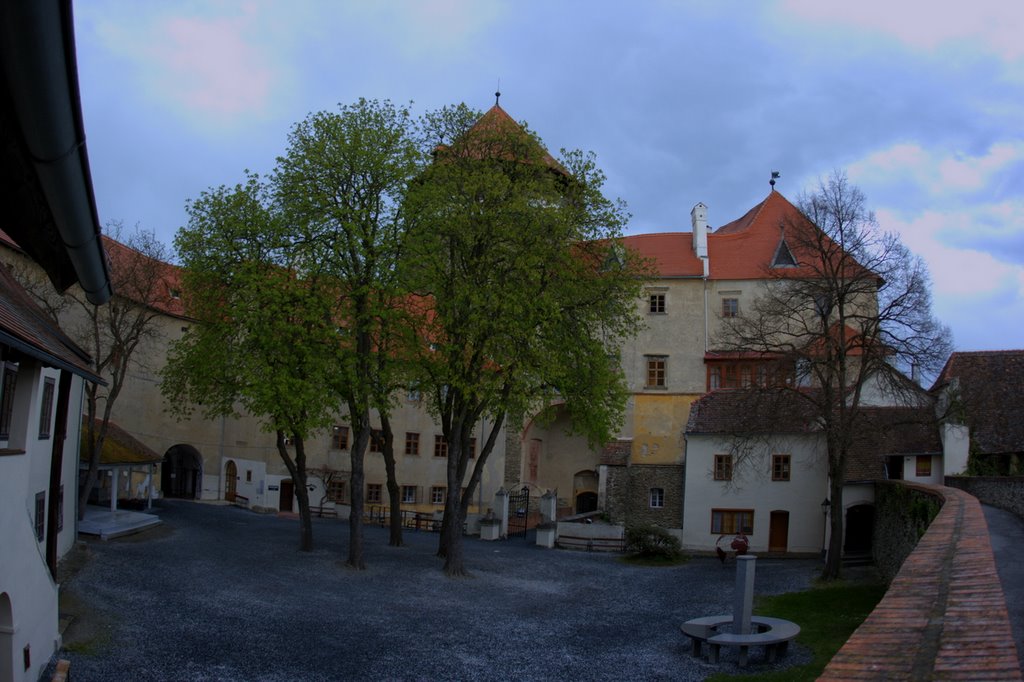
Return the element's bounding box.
[844,504,875,553]
[162,445,203,499]
[573,470,598,513]
[224,460,237,502]
[575,492,598,514]
[0,592,12,682]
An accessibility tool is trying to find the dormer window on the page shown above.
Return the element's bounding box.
[772,239,797,267]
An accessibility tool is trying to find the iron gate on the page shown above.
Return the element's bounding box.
[507,486,530,539]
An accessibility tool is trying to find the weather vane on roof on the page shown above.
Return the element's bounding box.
[495,79,501,106]
[770,170,781,190]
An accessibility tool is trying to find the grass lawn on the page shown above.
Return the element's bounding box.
[706,577,886,682]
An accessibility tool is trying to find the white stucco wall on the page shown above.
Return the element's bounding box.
[682,433,827,554]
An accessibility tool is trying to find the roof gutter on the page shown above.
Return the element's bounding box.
[0,1,112,304]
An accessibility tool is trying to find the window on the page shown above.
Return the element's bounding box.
[714,454,733,481]
[709,366,721,390]
[34,491,45,541]
[469,437,476,459]
[405,432,420,456]
[772,454,791,481]
[407,387,421,402]
[368,428,384,453]
[366,483,382,504]
[434,435,448,458]
[401,485,418,504]
[916,455,932,477]
[331,425,349,450]
[706,361,789,392]
[246,470,252,483]
[327,479,347,503]
[646,356,666,388]
[430,486,446,505]
[711,509,754,535]
[722,298,739,318]
[649,487,664,508]
[1,363,18,440]
[38,377,55,439]
[57,485,64,532]
[649,292,666,314]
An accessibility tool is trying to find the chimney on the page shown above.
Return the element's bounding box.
[691,202,709,276]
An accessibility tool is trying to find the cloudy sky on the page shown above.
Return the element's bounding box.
[73,1,1024,353]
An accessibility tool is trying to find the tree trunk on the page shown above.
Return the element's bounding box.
[440,436,469,576]
[822,458,845,581]
[275,430,314,551]
[347,410,369,569]
[379,414,403,546]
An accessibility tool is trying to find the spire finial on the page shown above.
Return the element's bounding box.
[770,170,781,190]
[495,79,501,106]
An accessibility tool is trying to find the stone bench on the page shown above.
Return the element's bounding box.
[681,615,800,667]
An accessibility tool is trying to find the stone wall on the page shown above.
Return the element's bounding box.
[603,464,683,529]
[873,480,941,583]
[945,475,1024,519]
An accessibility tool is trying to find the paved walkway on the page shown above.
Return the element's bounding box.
[50,500,819,681]
[984,504,1024,671]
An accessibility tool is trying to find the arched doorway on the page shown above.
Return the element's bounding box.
[162,445,203,499]
[573,470,598,513]
[845,504,875,553]
[224,460,237,502]
[0,592,12,681]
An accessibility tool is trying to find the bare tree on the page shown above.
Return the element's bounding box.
[717,171,951,580]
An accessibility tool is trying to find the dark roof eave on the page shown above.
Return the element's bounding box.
[0,328,104,383]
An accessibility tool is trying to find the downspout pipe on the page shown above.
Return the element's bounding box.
[1,0,112,304]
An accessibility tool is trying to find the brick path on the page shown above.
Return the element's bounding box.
[819,484,1022,681]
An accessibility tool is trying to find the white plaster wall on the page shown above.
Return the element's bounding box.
[941,424,970,475]
[899,455,943,485]
[682,434,827,553]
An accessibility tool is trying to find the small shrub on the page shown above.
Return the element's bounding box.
[625,524,682,561]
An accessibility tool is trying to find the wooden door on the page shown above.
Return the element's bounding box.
[224,460,237,502]
[279,479,294,512]
[769,510,789,553]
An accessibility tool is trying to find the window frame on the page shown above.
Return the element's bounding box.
[645,355,667,389]
[366,483,382,504]
[331,425,349,450]
[401,485,417,504]
[711,508,754,535]
[430,486,446,505]
[649,487,665,508]
[369,428,384,453]
[0,363,16,441]
[34,491,45,541]
[915,455,932,477]
[327,479,347,503]
[433,435,448,458]
[771,454,791,482]
[38,376,55,439]
[648,292,666,314]
[404,432,420,456]
[722,297,739,318]
[713,454,733,481]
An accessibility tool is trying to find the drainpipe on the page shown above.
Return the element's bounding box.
[1,0,112,304]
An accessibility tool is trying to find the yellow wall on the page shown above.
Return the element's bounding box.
[631,393,700,465]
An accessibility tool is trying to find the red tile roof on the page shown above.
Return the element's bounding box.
[623,191,866,282]
[932,350,1024,455]
[436,104,564,173]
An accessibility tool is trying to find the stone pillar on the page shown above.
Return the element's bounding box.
[539,490,557,523]
[495,488,509,539]
[733,555,756,635]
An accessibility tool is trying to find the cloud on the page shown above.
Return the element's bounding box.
[88,4,281,129]
[779,0,1024,62]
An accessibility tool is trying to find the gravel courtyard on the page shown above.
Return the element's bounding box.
[51,500,819,681]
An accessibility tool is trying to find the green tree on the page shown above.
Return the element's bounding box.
[162,175,342,551]
[404,105,648,576]
[717,171,952,580]
[273,99,423,566]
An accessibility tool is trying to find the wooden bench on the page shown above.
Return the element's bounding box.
[556,534,625,552]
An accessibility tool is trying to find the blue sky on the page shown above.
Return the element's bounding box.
[73,1,1024,353]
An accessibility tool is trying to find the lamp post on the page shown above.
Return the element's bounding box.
[821,497,831,561]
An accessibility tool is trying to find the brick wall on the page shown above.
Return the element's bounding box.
[946,476,1024,519]
[820,483,1021,681]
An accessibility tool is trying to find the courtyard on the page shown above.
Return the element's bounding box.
[51,500,820,681]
